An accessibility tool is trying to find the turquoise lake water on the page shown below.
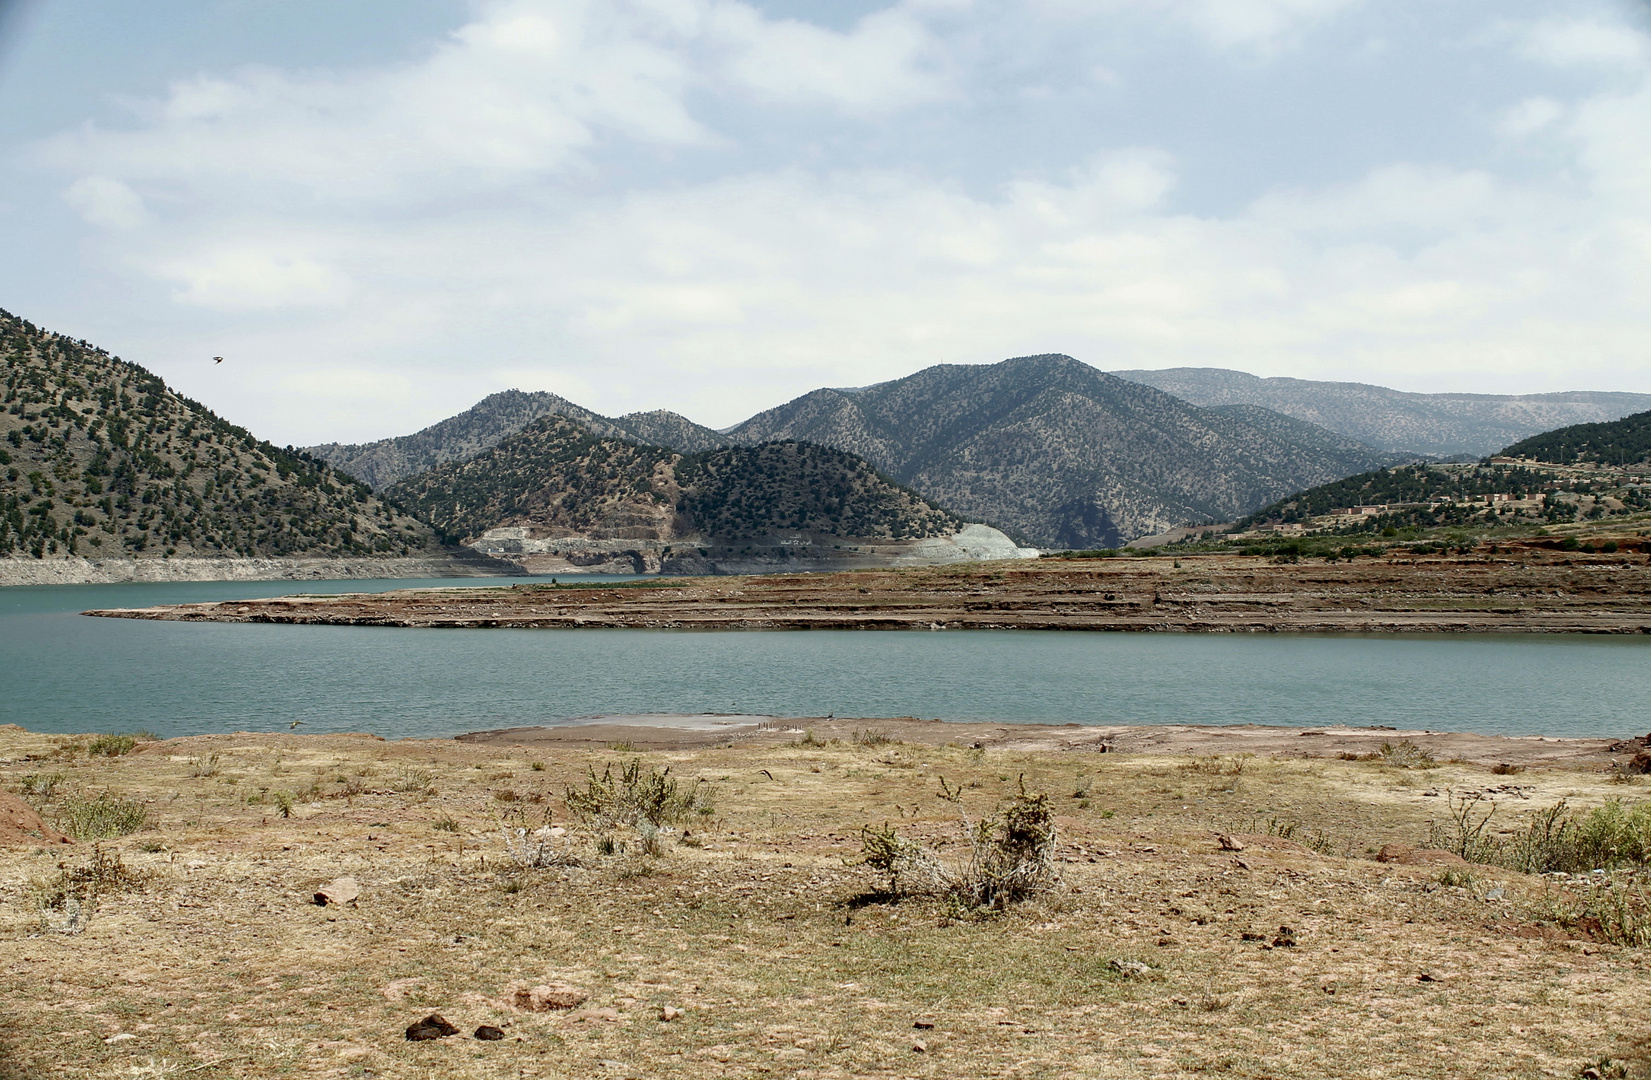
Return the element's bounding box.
[2,576,1649,741]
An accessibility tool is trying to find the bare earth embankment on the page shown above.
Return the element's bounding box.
[84,547,1651,632]
[2,720,1649,1079]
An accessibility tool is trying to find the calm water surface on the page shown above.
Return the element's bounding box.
[2,577,1648,740]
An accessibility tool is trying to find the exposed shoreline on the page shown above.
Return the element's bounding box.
[0,550,519,587]
[82,550,1651,633]
[453,713,1648,769]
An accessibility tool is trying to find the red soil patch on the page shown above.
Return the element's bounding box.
[0,791,71,846]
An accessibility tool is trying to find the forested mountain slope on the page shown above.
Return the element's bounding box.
[0,310,442,563]
[385,415,958,547]
[1498,410,1651,465]
[727,354,1390,547]
[305,389,725,489]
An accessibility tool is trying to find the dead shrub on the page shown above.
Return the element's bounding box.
[391,767,435,794]
[31,844,150,934]
[1380,740,1438,769]
[853,776,1058,911]
[501,812,579,869]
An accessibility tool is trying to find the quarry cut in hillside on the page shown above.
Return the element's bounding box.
[383,414,1031,574]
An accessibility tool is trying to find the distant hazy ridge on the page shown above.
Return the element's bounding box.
[1112,367,1651,457]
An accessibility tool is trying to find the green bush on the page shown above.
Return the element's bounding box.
[1504,799,1651,875]
[87,734,137,757]
[55,794,149,839]
[1434,796,1651,875]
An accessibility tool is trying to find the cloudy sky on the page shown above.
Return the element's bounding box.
[2,0,1650,445]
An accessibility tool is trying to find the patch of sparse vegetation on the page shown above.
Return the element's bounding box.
[1543,875,1651,949]
[855,777,1058,912]
[18,772,63,799]
[31,844,149,933]
[53,792,149,839]
[565,759,716,831]
[87,733,138,757]
[1380,740,1438,769]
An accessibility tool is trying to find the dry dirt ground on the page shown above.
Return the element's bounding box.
[2,721,1649,1080]
[82,547,1651,634]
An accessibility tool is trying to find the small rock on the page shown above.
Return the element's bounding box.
[104,1033,136,1044]
[913,1019,935,1030]
[1417,973,1437,983]
[1109,959,1153,978]
[1272,926,1297,948]
[515,982,590,1011]
[314,877,360,907]
[1485,887,1506,901]
[405,1014,458,1041]
[660,1005,683,1022]
[1215,833,1245,852]
[474,1025,506,1041]
[912,1039,927,1053]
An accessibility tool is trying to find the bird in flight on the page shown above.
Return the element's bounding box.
[213,356,224,364]
[289,720,305,730]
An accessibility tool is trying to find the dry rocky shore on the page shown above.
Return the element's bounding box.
[1,720,1648,1079]
[84,545,1651,633]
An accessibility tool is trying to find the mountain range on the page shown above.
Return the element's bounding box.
[307,389,724,489]
[720,355,1391,547]
[1110,367,1651,457]
[309,355,1394,549]
[385,414,983,574]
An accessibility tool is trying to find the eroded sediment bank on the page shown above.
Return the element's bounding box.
[83,550,1651,633]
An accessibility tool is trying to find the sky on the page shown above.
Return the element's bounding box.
[2,0,1650,446]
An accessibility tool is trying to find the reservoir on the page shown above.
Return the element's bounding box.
[3,576,1649,741]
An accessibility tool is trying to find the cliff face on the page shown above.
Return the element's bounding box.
[728,355,1390,547]
[304,390,724,489]
[1113,367,1651,456]
[0,310,444,565]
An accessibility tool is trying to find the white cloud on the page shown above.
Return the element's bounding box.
[708,4,952,110]
[20,0,1651,444]
[1498,96,1564,138]
[62,175,148,229]
[1168,0,1363,52]
[1517,16,1651,67]
[40,0,711,205]
[1030,0,1361,52]
[156,245,355,311]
